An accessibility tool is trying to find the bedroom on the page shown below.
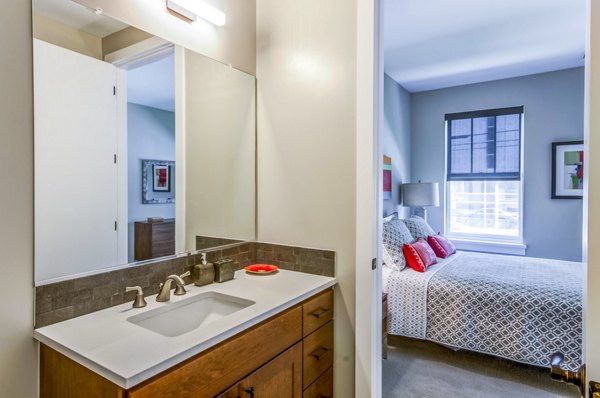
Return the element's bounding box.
[381,1,585,397]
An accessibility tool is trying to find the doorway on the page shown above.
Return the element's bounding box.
[380,2,585,396]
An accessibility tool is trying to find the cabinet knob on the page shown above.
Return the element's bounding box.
[310,308,330,319]
[311,346,329,361]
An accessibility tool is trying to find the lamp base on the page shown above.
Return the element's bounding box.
[411,207,427,221]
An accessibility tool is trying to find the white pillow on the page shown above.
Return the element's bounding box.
[382,219,415,271]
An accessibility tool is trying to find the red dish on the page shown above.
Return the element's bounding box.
[244,264,279,274]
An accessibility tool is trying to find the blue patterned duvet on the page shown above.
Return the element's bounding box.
[385,251,583,371]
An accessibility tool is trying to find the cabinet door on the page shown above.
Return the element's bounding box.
[218,342,302,398]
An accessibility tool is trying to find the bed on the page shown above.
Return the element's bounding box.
[383,250,583,371]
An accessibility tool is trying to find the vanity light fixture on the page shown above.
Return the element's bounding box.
[166,0,226,27]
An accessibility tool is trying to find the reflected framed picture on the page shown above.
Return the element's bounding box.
[153,164,170,192]
[552,141,584,199]
[142,159,175,204]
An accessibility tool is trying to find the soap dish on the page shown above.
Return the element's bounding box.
[244,264,279,274]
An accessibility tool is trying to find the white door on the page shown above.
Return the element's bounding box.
[34,39,120,283]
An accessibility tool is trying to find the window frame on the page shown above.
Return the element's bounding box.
[444,108,525,246]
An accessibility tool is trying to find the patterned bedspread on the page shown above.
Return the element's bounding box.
[386,251,583,371]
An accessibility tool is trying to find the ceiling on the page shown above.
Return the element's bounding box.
[383,0,586,92]
[34,0,175,112]
[127,53,175,112]
[34,0,128,37]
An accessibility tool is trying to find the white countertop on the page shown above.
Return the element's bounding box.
[33,269,336,389]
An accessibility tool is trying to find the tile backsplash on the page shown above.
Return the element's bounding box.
[35,241,334,328]
[255,243,335,277]
[196,235,244,251]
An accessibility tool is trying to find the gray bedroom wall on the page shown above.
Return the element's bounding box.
[127,103,176,262]
[383,73,412,218]
[411,67,584,261]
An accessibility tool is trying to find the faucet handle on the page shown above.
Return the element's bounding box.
[174,271,191,296]
[125,286,147,308]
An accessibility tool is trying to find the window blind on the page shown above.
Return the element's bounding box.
[446,106,523,181]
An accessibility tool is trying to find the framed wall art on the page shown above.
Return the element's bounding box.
[142,159,176,204]
[152,164,170,192]
[383,155,392,200]
[552,141,584,199]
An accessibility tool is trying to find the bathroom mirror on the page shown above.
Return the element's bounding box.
[32,0,256,285]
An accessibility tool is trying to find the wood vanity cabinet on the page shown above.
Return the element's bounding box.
[40,288,335,398]
[217,342,303,398]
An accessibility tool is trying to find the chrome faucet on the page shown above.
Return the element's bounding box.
[156,271,190,302]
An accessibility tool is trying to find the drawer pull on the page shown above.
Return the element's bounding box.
[310,308,330,319]
[244,387,255,397]
[311,347,329,361]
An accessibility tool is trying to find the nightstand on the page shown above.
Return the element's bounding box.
[382,292,388,359]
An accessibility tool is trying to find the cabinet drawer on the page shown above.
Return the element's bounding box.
[303,367,332,398]
[152,224,175,241]
[302,289,333,337]
[303,321,333,389]
[218,342,303,398]
[128,306,302,398]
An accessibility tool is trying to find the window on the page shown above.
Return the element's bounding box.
[446,107,523,243]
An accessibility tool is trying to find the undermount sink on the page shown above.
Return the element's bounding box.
[127,291,255,337]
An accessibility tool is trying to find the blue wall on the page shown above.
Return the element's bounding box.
[383,73,412,218]
[127,103,176,262]
[410,68,584,261]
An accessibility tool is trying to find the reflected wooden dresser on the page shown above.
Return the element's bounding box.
[134,219,175,261]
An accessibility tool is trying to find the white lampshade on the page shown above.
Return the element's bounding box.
[402,182,440,207]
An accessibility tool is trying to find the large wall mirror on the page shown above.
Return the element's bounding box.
[33,0,256,285]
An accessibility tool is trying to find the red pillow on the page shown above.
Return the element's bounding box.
[403,238,437,272]
[427,234,456,258]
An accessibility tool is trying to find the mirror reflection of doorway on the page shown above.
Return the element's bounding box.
[125,53,176,262]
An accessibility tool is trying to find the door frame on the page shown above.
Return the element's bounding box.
[104,38,178,261]
[585,0,600,391]
[355,0,383,396]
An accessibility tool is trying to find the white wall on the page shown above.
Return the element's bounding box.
[33,15,103,59]
[182,49,256,251]
[383,74,411,218]
[127,103,176,262]
[0,1,37,397]
[411,68,585,261]
[74,0,256,74]
[256,0,357,395]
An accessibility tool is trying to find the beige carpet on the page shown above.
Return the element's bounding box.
[383,335,581,398]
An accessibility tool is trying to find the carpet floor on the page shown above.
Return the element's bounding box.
[383,335,580,398]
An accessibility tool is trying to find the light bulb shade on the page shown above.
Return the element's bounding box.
[402,182,440,207]
[166,0,226,26]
